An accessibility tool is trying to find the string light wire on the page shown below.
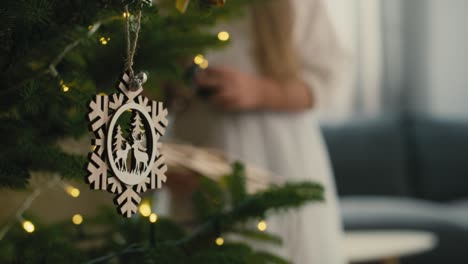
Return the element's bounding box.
[0,175,61,240]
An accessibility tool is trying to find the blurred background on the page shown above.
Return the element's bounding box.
[321,0,468,263]
[2,0,468,263]
[320,0,468,121]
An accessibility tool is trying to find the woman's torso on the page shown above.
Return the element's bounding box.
[171,0,330,182]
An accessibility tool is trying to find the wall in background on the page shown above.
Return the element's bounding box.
[398,0,468,119]
[300,0,468,121]
[400,0,431,116]
[428,0,468,119]
[381,0,403,113]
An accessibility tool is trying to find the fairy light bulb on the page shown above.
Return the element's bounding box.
[257,220,267,232]
[194,54,205,65]
[200,59,209,69]
[72,214,83,225]
[70,188,80,197]
[62,84,70,92]
[99,37,110,45]
[217,31,230,41]
[149,213,158,223]
[123,11,130,18]
[193,54,209,69]
[22,220,35,233]
[65,185,80,198]
[138,202,151,217]
[59,80,70,92]
[215,236,224,246]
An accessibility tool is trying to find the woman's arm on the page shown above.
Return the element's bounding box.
[195,66,314,112]
[258,76,314,111]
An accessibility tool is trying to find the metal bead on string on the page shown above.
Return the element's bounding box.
[129,71,148,91]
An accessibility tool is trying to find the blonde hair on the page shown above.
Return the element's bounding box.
[251,0,299,82]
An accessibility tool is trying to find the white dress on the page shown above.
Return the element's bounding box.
[171,0,346,263]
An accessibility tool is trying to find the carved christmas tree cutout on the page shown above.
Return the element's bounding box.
[86,72,168,217]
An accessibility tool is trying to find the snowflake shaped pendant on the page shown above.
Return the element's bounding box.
[86,73,168,217]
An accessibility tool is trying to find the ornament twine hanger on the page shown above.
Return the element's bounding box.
[124,2,147,90]
[86,1,169,218]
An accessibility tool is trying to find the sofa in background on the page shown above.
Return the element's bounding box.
[322,117,468,264]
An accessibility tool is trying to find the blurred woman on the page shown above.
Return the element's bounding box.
[171,0,348,262]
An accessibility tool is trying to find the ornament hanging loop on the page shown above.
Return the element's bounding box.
[124,2,144,78]
[124,0,152,89]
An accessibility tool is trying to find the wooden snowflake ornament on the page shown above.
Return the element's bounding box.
[86,73,168,217]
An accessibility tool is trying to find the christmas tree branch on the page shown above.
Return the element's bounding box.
[47,20,105,77]
[0,16,120,97]
[172,182,324,248]
[83,243,145,264]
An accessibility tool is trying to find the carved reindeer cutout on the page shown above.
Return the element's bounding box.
[132,133,148,173]
[115,143,131,171]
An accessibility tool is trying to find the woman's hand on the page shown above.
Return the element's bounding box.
[195,66,314,112]
[195,66,266,111]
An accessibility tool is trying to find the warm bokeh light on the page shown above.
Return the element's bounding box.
[99,37,110,45]
[194,54,209,69]
[65,185,80,198]
[72,214,83,225]
[217,31,230,41]
[123,11,130,18]
[70,188,79,197]
[59,80,70,92]
[139,202,152,217]
[200,59,209,69]
[62,84,70,92]
[194,54,205,65]
[215,237,224,246]
[149,213,158,223]
[257,220,267,232]
[22,220,35,233]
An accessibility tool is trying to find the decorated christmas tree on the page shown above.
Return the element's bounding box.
[0,0,325,263]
